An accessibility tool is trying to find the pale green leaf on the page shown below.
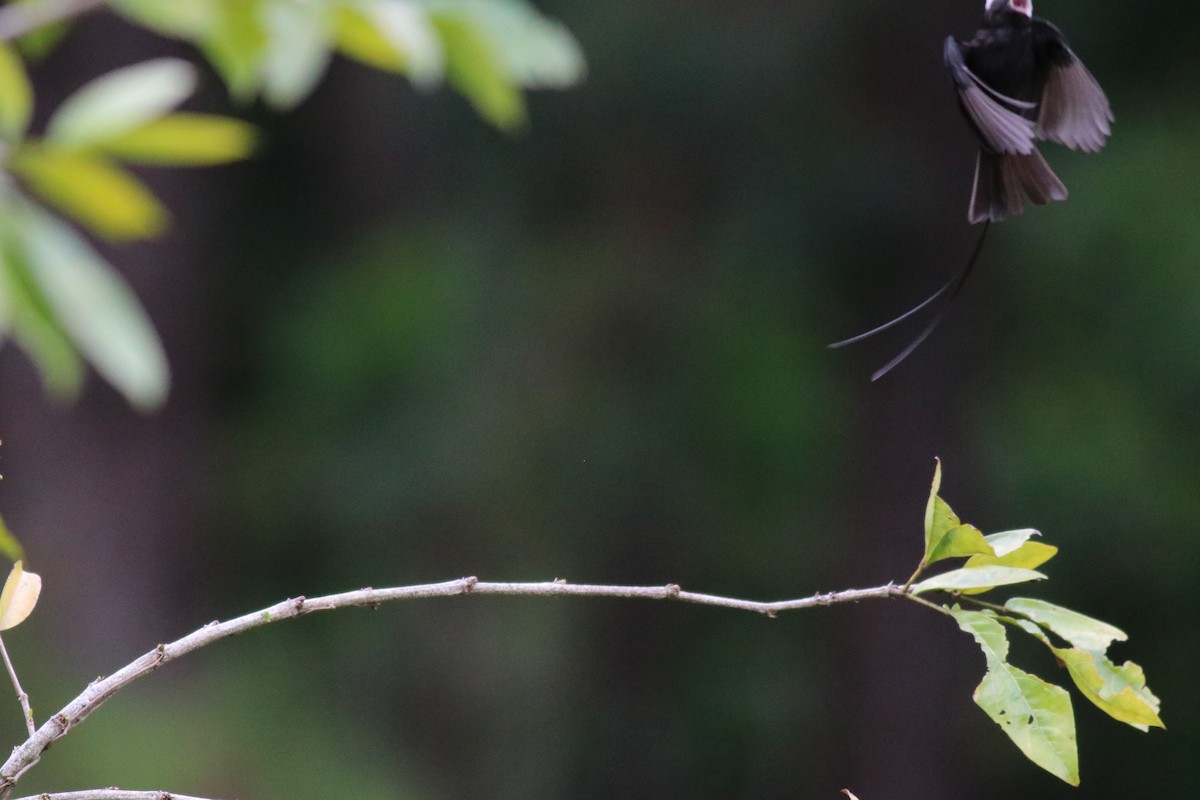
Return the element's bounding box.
[982,529,1042,557]
[99,114,257,165]
[953,609,1079,785]
[18,205,169,409]
[0,44,33,141]
[12,147,169,241]
[1051,647,1163,730]
[47,58,198,147]
[430,10,524,129]
[335,1,444,86]
[434,0,585,88]
[910,566,1046,595]
[1005,598,1127,652]
[1,240,85,398]
[260,0,333,108]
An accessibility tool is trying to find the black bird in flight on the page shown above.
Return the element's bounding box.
[831,0,1113,380]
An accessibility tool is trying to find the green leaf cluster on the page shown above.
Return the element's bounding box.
[111,0,586,128]
[0,54,255,408]
[906,461,1162,786]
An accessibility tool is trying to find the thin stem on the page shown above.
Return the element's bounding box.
[12,792,221,800]
[0,634,34,737]
[0,577,907,793]
[0,0,108,42]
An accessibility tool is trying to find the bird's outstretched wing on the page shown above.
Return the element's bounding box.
[944,36,1038,154]
[1033,40,1113,152]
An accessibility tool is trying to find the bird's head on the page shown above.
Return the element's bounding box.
[986,0,1033,17]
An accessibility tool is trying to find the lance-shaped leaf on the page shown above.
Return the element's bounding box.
[0,561,41,631]
[47,58,198,147]
[0,512,24,564]
[429,9,524,129]
[963,534,1056,595]
[98,114,257,165]
[260,0,332,109]
[12,147,169,241]
[17,205,169,409]
[910,566,1045,595]
[334,0,444,87]
[1,239,85,398]
[0,43,33,142]
[923,458,945,547]
[953,609,1079,785]
[1005,598,1127,652]
[981,529,1043,557]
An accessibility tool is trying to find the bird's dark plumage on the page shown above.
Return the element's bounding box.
[830,0,1112,379]
[946,0,1112,222]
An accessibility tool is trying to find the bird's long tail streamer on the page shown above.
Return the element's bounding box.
[828,220,992,380]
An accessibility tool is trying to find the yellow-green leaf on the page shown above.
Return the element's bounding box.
[99,114,257,165]
[1052,647,1164,730]
[962,541,1058,594]
[334,2,443,86]
[925,523,993,564]
[0,512,25,563]
[0,44,33,142]
[430,11,524,130]
[13,147,168,241]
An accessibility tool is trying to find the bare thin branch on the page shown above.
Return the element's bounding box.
[0,634,34,737]
[0,0,108,42]
[12,791,222,800]
[0,578,906,793]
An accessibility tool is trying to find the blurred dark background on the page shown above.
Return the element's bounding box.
[0,1,1196,798]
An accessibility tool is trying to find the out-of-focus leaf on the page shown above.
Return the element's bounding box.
[99,114,257,165]
[0,511,25,563]
[953,609,1079,785]
[1052,647,1163,730]
[261,0,332,108]
[18,205,169,409]
[112,0,219,38]
[11,0,70,60]
[1,241,85,398]
[433,0,584,88]
[202,0,269,102]
[1005,598,1127,652]
[46,58,198,147]
[334,1,443,86]
[0,44,32,142]
[0,560,40,631]
[429,10,524,129]
[12,147,169,241]
[910,565,1046,595]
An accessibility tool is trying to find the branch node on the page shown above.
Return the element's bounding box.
[462,577,479,593]
[664,584,681,598]
[291,596,306,612]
